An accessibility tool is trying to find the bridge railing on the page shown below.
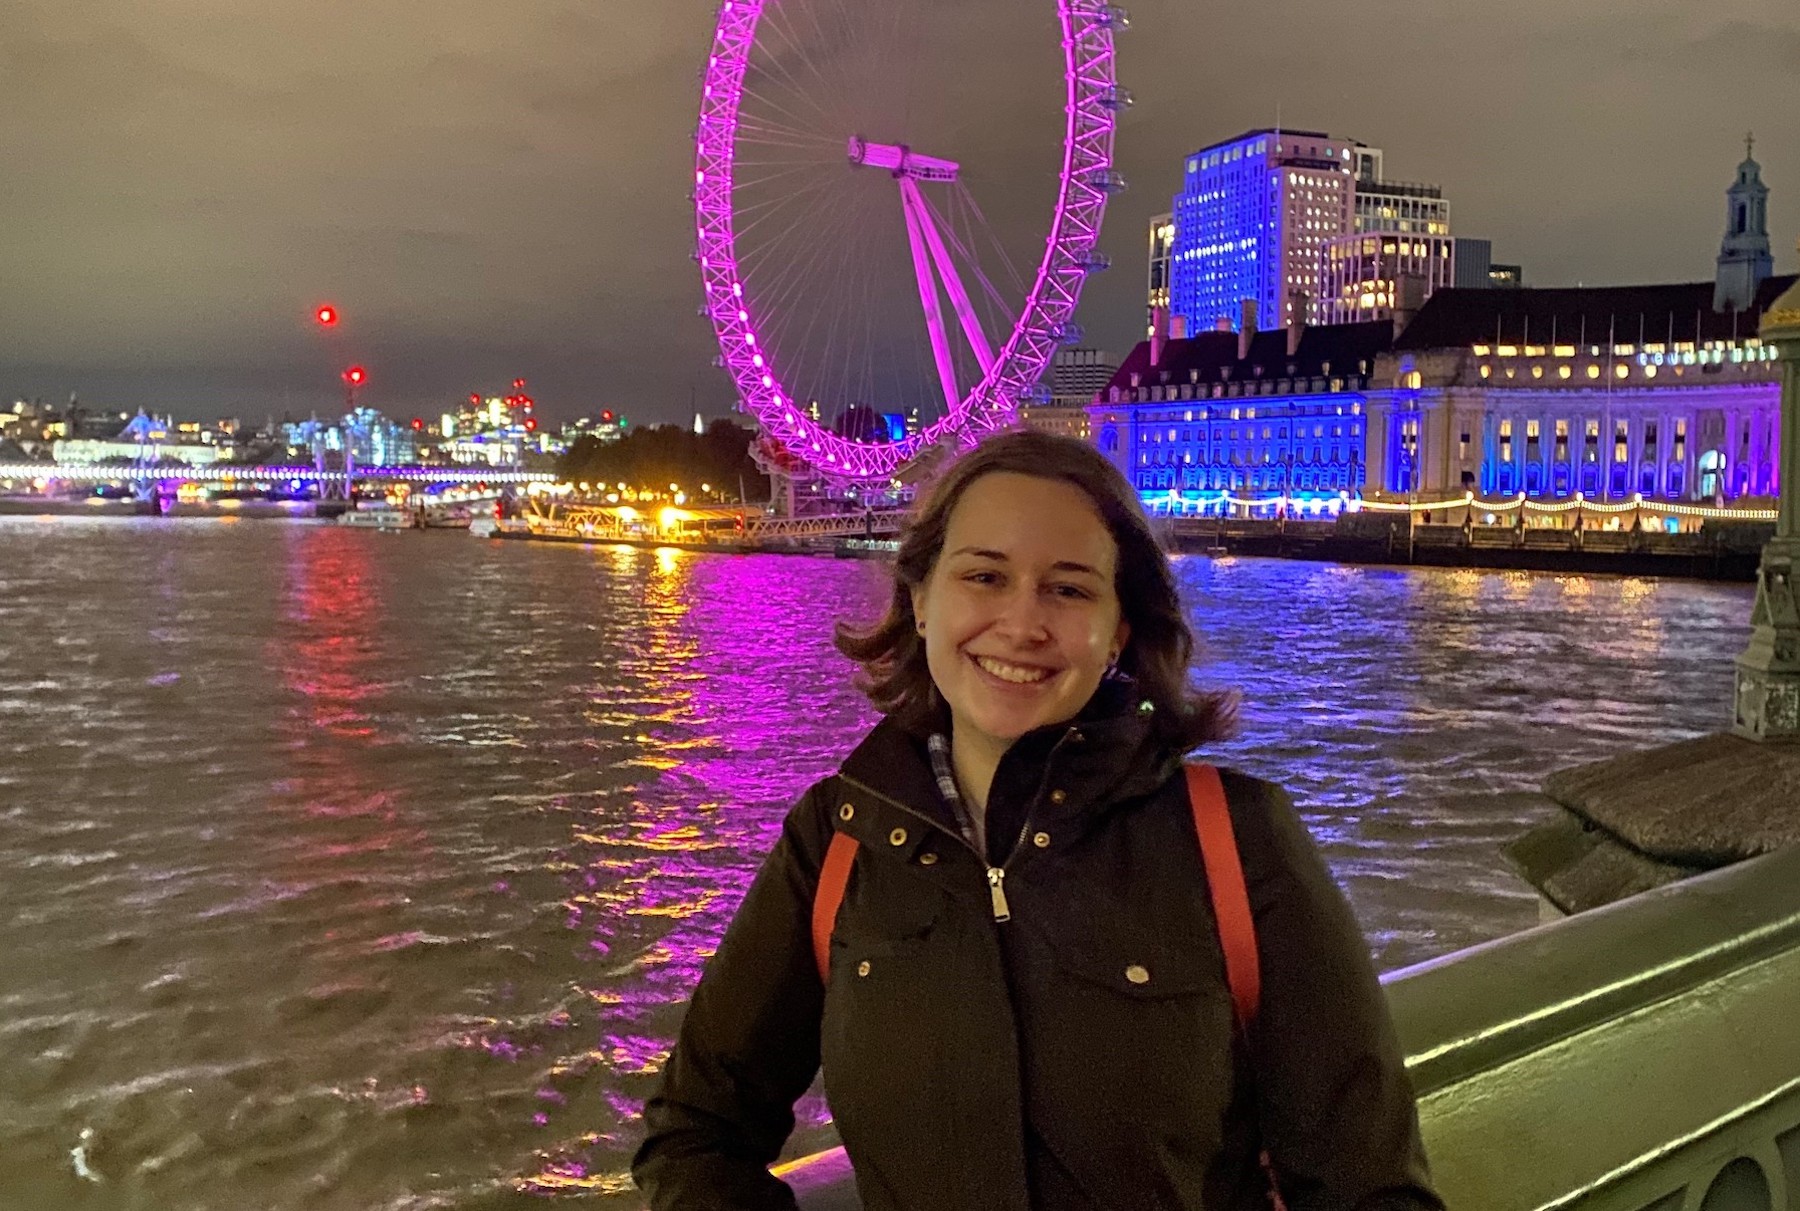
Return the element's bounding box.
[781,842,1800,1211]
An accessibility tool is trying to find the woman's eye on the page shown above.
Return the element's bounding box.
[1052,584,1093,600]
[964,570,999,585]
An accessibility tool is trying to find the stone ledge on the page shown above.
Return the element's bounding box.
[1542,731,1800,865]
[1506,732,1800,915]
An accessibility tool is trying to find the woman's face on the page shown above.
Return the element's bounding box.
[911,472,1130,754]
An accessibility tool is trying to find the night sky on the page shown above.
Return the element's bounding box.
[4,0,1796,427]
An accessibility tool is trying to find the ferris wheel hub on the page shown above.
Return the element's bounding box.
[847,137,961,182]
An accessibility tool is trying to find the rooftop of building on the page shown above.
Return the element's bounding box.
[1356,178,1445,200]
[1394,275,1799,351]
[1190,127,1334,156]
[1105,320,1397,393]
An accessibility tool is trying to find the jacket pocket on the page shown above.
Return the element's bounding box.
[1025,920,1239,1175]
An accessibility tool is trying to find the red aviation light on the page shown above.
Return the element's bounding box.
[315,305,339,327]
[344,366,367,386]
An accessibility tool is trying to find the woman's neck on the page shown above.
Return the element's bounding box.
[950,731,1006,816]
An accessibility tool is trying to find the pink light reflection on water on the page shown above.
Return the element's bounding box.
[512,551,886,1195]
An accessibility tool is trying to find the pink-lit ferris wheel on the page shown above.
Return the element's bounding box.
[694,0,1132,485]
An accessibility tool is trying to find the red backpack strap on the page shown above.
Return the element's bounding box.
[1185,763,1261,1030]
[1187,764,1288,1210]
[811,832,860,984]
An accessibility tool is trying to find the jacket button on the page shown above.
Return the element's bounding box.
[1033,832,1051,849]
[1125,964,1151,985]
[889,828,908,847]
[919,852,939,866]
[1049,789,1067,806]
[839,803,855,821]
[857,960,872,978]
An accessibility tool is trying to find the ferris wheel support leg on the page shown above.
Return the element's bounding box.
[899,179,963,416]
[905,180,997,376]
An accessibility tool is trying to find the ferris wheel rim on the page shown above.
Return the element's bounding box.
[693,0,1122,483]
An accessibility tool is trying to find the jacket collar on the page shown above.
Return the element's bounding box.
[837,679,1180,832]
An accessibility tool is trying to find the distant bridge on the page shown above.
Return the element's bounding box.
[0,463,556,486]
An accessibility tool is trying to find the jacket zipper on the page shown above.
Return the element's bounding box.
[841,730,1074,926]
[986,867,1011,922]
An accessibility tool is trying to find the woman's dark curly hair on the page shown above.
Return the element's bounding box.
[834,429,1234,750]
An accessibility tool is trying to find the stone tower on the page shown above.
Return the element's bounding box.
[1715,134,1774,313]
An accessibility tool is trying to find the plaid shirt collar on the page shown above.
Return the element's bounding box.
[926,732,983,855]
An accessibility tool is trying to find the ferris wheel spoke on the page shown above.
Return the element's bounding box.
[734,130,837,155]
[738,81,837,146]
[948,183,1028,308]
[751,5,845,132]
[734,183,846,246]
[756,194,869,401]
[744,192,860,334]
[754,194,870,401]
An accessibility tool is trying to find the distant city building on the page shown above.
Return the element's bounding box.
[1050,348,1119,404]
[1487,263,1524,289]
[1147,212,1174,334]
[1322,234,1456,326]
[1716,136,1775,312]
[1350,147,1451,238]
[564,413,629,445]
[1322,152,1455,326]
[1023,348,1119,441]
[1453,238,1493,289]
[1170,128,1356,333]
[53,410,224,466]
[1018,405,1093,441]
[1089,312,1392,509]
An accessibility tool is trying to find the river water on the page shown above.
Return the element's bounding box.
[0,517,1757,1209]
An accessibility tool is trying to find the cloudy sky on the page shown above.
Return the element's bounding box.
[3,0,1796,426]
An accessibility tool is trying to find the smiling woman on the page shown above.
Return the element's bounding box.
[633,431,1446,1210]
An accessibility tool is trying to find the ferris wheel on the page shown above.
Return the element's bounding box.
[693,0,1132,485]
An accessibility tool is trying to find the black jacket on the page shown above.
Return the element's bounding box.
[634,693,1442,1210]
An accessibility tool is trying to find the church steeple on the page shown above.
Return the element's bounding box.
[1715,132,1774,312]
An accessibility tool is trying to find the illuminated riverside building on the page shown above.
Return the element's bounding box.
[1362,145,1788,511]
[1170,129,1356,331]
[1089,314,1392,513]
[1362,276,1794,508]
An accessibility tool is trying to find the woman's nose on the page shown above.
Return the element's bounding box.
[993,587,1051,639]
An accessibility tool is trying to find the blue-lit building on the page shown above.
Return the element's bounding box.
[1361,147,1789,512]
[1089,318,1392,515]
[1170,129,1357,333]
